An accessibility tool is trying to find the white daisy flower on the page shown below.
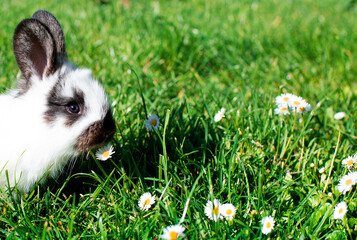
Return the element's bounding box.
[95,144,115,161]
[192,28,199,35]
[337,172,357,195]
[138,192,156,211]
[334,112,346,120]
[220,203,236,220]
[261,215,275,235]
[145,114,160,131]
[214,107,226,122]
[342,156,356,169]
[275,93,295,106]
[289,95,305,109]
[159,224,185,240]
[295,100,312,114]
[333,201,348,220]
[204,199,222,221]
[274,104,290,115]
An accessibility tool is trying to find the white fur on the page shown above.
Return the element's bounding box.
[0,64,109,193]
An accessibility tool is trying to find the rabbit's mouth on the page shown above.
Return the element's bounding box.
[75,110,116,152]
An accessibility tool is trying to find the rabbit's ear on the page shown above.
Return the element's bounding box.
[32,10,67,62]
[13,19,57,81]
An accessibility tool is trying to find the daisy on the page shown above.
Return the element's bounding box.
[95,144,115,161]
[334,112,346,120]
[289,95,305,109]
[214,107,226,122]
[274,104,290,115]
[192,28,199,35]
[145,114,160,131]
[295,100,312,114]
[261,215,275,235]
[220,203,236,220]
[159,224,185,240]
[138,192,156,211]
[204,199,222,221]
[342,156,356,169]
[333,201,348,220]
[337,172,357,195]
[275,93,295,106]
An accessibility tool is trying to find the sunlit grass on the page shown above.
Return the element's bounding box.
[0,0,357,239]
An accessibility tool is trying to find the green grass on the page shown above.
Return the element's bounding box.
[1,0,357,239]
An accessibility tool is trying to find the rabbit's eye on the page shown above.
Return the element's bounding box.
[66,102,81,114]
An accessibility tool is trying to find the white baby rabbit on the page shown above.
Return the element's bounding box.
[0,10,116,194]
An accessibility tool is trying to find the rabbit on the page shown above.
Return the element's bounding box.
[0,10,116,194]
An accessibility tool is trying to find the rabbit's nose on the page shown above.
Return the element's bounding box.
[75,110,116,152]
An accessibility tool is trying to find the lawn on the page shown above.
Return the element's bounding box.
[1,0,357,239]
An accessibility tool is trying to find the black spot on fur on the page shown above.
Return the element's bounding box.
[44,78,86,127]
[75,110,116,152]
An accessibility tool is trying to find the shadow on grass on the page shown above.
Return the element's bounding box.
[43,100,223,201]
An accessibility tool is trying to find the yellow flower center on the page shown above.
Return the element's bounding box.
[298,106,305,112]
[266,222,271,228]
[347,159,354,166]
[102,151,110,158]
[283,97,289,102]
[339,208,344,214]
[212,206,219,215]
[293,101,300,106]
[346,179,352,186]
[169,231,178,240]
[144,198,151,206]
[151,119,157,127]
[226,209,232,215]
[281,107,288,111]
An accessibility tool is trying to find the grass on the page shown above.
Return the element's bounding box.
[1,0,357,239]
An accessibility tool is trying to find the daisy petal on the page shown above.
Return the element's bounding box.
[95,145,115,161]
[333,201,348,220]
[145,114,160,131]
[138,192,156,211]
[261,215,275,235]
[159,224,185,240]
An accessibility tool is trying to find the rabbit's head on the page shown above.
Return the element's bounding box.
[12,10,116,155]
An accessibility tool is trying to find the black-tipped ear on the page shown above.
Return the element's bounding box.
[13,19,57,80]
[32,10,67,61]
